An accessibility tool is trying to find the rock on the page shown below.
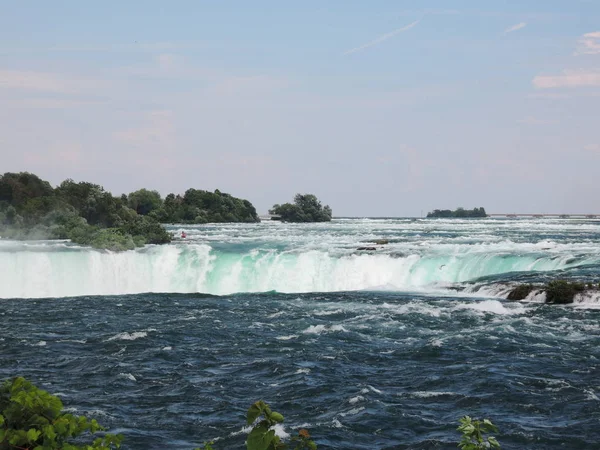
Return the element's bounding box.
[357,247,377,251]
[507,284,534,301]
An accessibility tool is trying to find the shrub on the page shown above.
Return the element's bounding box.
[270,194,332,223]
[118,215,171,245]
[242,401,316,450]
[2,377,502,450]
[89,229,136,251]
[545,280,585,304]
[0,376,122,450]
[457,416,500,449]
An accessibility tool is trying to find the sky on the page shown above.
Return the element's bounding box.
[1,0,599,216]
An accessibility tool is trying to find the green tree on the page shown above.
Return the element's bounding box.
[127,189,163,216]
[0,377,122,450]
[0,172,54,207]
[270,194,332,223]
[427,207,487,218]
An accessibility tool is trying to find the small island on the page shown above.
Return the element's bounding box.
[269,194,332,222]
[426,207,487,218]
[0,172,260,251]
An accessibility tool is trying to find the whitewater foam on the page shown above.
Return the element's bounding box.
[107,331,148,341]
[303,324,348,334]
[2,218,599,298]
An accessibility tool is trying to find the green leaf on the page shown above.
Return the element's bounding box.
[247,401,267,425]
[269,412,284,424]
[488,436,500,448]
[27,428,41,442]
[247,423,275,450]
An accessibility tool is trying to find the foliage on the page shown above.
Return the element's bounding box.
[457,416,500,450]
[507,284,534,301]
[0,376,122,450]
[269,194,332,223]
[544,279,585,304]
[3,377,505,450]
[427,207,487,218]
[0,171,259,248]
[118,215,171,245]
[244,401,316,450]
[165,189,260,224]
[128,189,162,216]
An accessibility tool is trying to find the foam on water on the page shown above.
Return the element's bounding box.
[456,299,529,315]
[1,218,599,298]
[107,331,148,341]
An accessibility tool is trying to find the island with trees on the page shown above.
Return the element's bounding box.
[269,194,332,222]
[0,172,260,251]
[426,207,487,218]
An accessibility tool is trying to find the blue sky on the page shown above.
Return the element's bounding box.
[1,1,599,215]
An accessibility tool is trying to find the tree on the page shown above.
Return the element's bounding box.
[0,172,54,207]
[270,194,332,222]
[0,377,122,449]
[127,189,162,216]
[427,207,487,218]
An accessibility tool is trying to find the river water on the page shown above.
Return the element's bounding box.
[1,218,599,448]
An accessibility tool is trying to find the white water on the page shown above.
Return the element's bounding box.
[1,218,599,299]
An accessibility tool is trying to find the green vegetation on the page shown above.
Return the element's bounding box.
[270,194,332,223]
[242,401,316,450]
[457,416,500,449]
[0,172,260,250]
[0,376,122,449]
[506,284,534,301]
[544,279,586,304]
[427,207,487,218]
[2,377,502,450]
[507,280,594,304]
[150,189,260,224]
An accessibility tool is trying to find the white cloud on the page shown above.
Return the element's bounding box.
[344,20,420,55]
[532,69,600,89]
[504,22,527,34]
[577,31,600,55]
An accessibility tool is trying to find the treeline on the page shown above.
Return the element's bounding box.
[0,172,259,251]
[427,207,487,218]
[269,194,332,222]
[135,188,260,224]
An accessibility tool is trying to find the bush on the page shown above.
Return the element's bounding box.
[0,377,122,450]
[242,401,316,450]
[2,377,502,450]
[270,194,332,223]
[457,416,500,449]
[118,215,171,245]
[89,229,136,251]
[544,280,585,304]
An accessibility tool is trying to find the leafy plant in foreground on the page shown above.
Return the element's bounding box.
[245,401,316,450]
[0,377,122,450]
[457,416,500,449]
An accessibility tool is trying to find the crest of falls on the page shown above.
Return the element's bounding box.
[1,218,600,299]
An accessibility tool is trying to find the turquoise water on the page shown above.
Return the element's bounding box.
[1,218,600,448]
[2,218,600,299]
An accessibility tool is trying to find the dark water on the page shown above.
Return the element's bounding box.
[1,292,599,449]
